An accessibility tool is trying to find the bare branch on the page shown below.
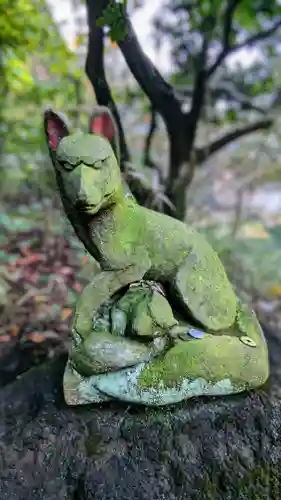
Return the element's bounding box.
[118,31,179,120]
[233,18,281,51]
[93,0,181,122]
[208,0,242,76]
[221,0,241,47]
[142,107,165,183]
[85,0,130,164]
[208,16,281,77]
[188,35,209,145]
[174,81,267,115]
[195,118,273,164]
[143,106,158,168]
[210,81,267,114]
[165,24,215,198]
[181,14,217,148]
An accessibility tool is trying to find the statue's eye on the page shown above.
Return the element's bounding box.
[59,160,73,171]
[93,157,109,169]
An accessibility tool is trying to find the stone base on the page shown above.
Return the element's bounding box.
[63,314,269,406]
[0,323,279,499]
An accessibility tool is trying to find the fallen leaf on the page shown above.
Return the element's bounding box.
[20,246,31,257]
[24,332,46,343]
[17,289,37,306]
[15,254,43,267]
[240,223,269,240]
[34,295,46,303]
[72,283,83,293]
[25,331,60,343]
[58,266,73,276]
[0,335,11,342]
[27,272,41,284]
[41,330,60,340]
[61,308,73,320]
[268,285,281,298]
[10,325,20,337]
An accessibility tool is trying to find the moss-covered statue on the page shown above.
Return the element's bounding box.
[44,106,269,407]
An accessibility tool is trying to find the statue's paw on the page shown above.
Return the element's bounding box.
[63,360,113,406]
[150,335,170,355]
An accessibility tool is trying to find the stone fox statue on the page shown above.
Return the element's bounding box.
[44,107,238,340]
[44,107,269,406]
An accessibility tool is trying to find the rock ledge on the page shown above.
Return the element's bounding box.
[0,324,280,500]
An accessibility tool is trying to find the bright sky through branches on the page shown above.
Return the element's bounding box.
[48,0,258,74]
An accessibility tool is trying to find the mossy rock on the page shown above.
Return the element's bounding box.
[63,301,269,406]
[0,322,279,500]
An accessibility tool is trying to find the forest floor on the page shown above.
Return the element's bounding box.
[0,201,100,385]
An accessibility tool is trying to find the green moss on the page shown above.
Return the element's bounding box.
[200,462,281,500]
[235,300,265,340]
[136,297,269,393]
[138,326,269,392]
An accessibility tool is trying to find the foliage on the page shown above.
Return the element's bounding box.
[154,0,281,122]
[1,0,42,52]
[1,0,86,201]
[97,0,128,41]
[84,0,280,221]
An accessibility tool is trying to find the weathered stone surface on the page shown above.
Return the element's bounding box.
[0,324,280,500]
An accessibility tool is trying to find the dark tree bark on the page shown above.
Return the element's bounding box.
[143,105,158,168]
[84,0,277,220]
[195,119,273,165]
[0,323,279,500]
[85,4,130,165]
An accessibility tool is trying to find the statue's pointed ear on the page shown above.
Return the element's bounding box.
[89,106,115,141]
[89,106,120,164]
[44,108,70,153]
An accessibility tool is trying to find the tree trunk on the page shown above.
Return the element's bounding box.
[164,115,195,220]
[0,323,279,500]
[165,170,190,221]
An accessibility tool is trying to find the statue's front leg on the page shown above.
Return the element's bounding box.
[70,329,169,377]
[74,258,151,339]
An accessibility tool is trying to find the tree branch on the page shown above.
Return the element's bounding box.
[142,106,165,183]
[208,0,242,77]
[195,118,273,164]
[188,35,209,146]
[208,15,281,77]
[95,0,181,122]
[210,81,267,114]
[85,0,130,165]
[234,18,281,50]
[174,81,267,115]
[143,106,158,168]
[84,0,182,210]
[165,30,212,211]
[185,13,219,148]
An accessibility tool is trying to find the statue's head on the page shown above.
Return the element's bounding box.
[44,108,123,215]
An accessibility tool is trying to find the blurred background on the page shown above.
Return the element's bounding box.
[1,0,281,384]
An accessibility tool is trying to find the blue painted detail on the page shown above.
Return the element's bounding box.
[188,328,205,339]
